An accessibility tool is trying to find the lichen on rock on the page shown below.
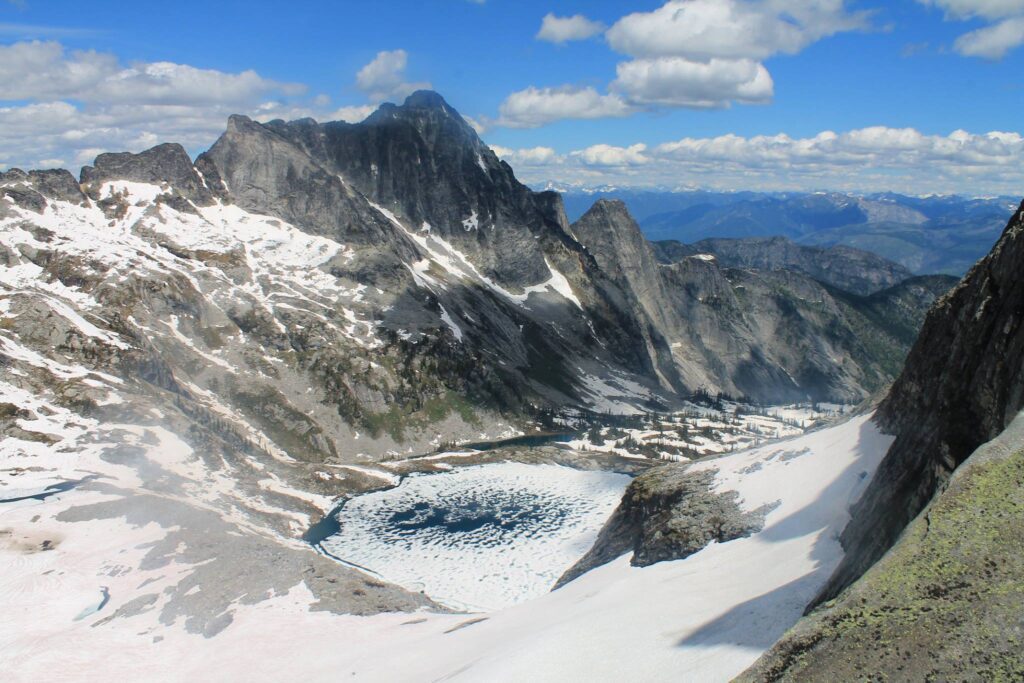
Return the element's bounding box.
[739,411,1024,682]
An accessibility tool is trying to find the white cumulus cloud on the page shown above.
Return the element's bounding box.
[612,57,774,108]
[497,1,866,127]
[606,0,869,61]
[919,0,1024,19]
[496,86,634,128]
[488,127,1024,195]
[330,104,377,123]
[490,145,560,165]
[536,13,606,44]
[919,0,1024,59]
[954,15,1024,57]
[355,49,431,103]
[573,143,649,166]
[0,41,302,104]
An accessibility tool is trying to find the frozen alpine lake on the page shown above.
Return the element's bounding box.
[321,462,632,611]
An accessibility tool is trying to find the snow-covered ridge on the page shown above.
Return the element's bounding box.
[2,182,375,348]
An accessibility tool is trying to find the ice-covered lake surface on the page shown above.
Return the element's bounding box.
[321,462,632,611]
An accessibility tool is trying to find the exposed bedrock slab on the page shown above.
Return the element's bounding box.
[556,464,776,588]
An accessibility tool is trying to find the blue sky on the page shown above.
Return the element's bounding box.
[1,0,1023,194]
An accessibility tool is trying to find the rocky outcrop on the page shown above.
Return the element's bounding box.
[655,236,915,296]
[0,168,86,212]
[814,200,1024,605]
[735,199,1024,679]
[555,465,774,588]
[81,142,216,206]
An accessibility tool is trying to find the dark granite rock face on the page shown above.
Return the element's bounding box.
[0,168,85,211]
[81,142,215,206]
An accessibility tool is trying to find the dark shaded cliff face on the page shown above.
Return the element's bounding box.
[252,91,563,290]
[815,199,1024,604]
[572,199,688,393]
[198,115,407,252]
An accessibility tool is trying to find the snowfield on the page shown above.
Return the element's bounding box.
[1,413,892,682]
[322,462,631,611]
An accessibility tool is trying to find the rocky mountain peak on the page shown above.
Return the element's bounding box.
[364,89,477,142]
[589,197,630,214]
[574,199,653,268]
[225,113,261,134]
[80,142,214,206]
[0,167,85,211]
[402,89,456,112]
[576,199,635,228]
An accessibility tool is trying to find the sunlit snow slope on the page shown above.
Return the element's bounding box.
[2,413,890,682]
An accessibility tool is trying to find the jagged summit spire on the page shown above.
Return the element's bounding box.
[222,91,465,133]
[365,89,472,134]
[401,90,452,111]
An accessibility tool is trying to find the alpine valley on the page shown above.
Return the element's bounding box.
[2,92,1022,681]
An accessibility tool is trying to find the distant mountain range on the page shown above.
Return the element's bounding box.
[556,188,1018,276]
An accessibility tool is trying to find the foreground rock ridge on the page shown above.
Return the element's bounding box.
[820,200,1024,602]
[740,201,1024,679]
[741,413,1024,681]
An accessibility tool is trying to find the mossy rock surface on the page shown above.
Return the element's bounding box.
[739,419,1024,682]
